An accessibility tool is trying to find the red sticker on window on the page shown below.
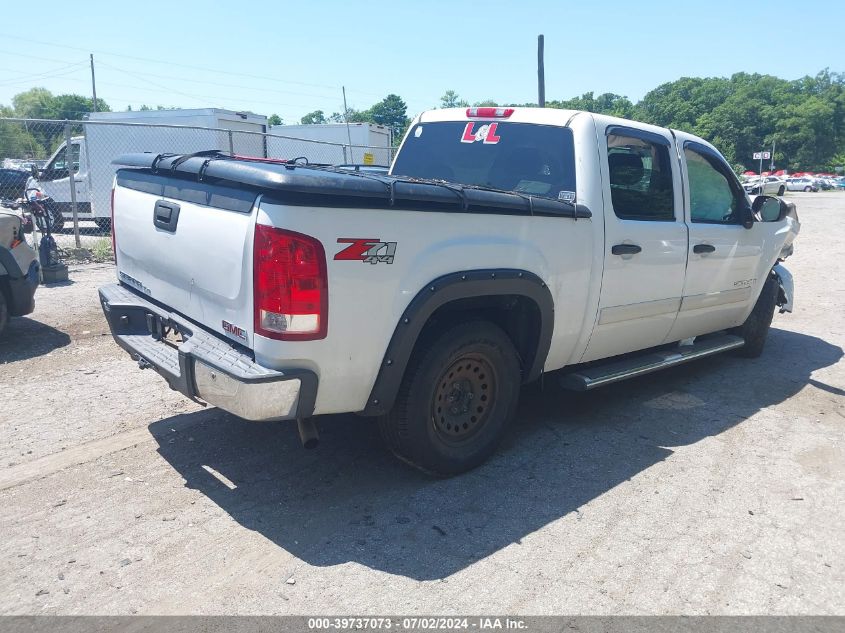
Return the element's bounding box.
[460,122,501,144]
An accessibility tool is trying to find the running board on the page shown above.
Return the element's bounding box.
[560,334,745,391]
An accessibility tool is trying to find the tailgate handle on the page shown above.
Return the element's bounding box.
[153,200,180,232]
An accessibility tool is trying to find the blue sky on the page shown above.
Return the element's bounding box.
[1,0,843,122]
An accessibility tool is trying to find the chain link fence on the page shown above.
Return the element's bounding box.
[0,117,396,257]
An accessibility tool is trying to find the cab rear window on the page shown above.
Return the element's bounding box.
[392,122,576,202]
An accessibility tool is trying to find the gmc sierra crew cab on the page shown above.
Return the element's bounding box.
[99,106,799,475]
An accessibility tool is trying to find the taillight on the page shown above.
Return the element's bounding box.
[110,185,116,263]
[466,107,514,118]
[253,225,328,341]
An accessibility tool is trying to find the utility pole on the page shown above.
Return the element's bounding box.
[342,86,354,163]
[90,54,98,112]
[537,34,545,108]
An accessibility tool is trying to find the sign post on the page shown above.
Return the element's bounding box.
[753,151,771,182]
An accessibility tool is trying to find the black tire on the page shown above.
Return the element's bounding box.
[0,288,8,338]
[777,186,785,196]
[379,320,522,476]
[94,218,111,233]
[731,275,779,358]
[804,186,812,192]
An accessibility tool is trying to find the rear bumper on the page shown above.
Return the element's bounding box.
[98,283,317,421]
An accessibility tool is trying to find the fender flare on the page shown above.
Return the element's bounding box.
[362,268,554,417]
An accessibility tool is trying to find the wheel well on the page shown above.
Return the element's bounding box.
[415,294,543,381]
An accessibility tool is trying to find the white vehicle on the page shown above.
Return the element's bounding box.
[785,177,819,192]
[99,107,799,475]
[743,175,786,196]
[28,109,268,231]
[268,122,392,166]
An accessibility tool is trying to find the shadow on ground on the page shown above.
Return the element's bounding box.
[150,328,841,580]
[0,317,71,362]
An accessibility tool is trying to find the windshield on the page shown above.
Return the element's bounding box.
[392,121,576,202]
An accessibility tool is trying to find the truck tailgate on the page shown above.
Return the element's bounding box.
[113,171,258,348]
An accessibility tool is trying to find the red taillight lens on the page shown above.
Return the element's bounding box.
[110,185,116,263]
[466,107,514,118]
[253,225,328,340]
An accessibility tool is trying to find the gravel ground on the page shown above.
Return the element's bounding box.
[0,192,842,615]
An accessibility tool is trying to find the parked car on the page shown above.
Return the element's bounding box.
[99,107,800,475]
[743,176,785,196]
[0,168,29,201]
[785,177,819,192]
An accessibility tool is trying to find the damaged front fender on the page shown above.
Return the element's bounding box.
[773,264,794,313]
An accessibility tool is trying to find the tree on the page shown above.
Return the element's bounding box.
[440,90,469,108]
[299,110,326,125]
[368,94,409,139]
[12,88,56,119]
[268,113,283,126]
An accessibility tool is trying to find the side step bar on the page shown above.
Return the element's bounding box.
[560,334,745,391]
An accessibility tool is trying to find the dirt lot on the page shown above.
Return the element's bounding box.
[0,193,843,615]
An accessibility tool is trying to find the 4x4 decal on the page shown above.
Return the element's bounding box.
[334,238,396,265]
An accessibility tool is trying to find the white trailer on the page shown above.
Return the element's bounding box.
[30,109,268,230]
[267,122,392,166]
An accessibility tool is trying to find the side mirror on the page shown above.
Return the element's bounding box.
[752,195,788,222]
[30,165,38,179]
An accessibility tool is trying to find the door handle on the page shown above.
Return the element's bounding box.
[693,243,716,254]
[611,243,642,256]
[153,200,180,232]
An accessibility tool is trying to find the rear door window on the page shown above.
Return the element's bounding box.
[391,121,576,202]
[606,133,675,221]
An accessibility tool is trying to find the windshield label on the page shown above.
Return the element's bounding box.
[461,123,501,145]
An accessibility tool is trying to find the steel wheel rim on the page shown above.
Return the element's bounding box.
[431,353,497,444]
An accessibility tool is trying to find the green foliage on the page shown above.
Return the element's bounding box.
[368,94,408,138]
[300,110,326,125]
[634,70,845,171]
[11,88,109,119]
[546,92,635,119]
[440,90,469,108]
[268,113,283,126]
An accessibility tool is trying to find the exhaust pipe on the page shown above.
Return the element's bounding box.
[297,418,319,449]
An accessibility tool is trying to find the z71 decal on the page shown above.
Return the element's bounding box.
[335,238,397,265]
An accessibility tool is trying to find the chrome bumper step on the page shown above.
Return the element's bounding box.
[560,334,745,391]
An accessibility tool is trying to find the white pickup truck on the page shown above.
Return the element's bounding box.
[99,107,799,475]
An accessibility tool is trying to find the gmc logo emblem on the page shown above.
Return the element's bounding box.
[222,320,248,342]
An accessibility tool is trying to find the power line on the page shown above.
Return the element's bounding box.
[0,33,387,97]
[0,63,87,88]
[95,61,343,102]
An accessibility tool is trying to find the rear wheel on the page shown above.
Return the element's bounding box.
[804,186,812,192]
[777,185,785,196]
[379,321,521,476]
[731,275,778,358]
